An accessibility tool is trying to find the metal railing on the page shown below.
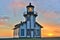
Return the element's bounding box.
[23,11,38,15]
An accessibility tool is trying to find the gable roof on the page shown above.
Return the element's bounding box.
[13,21,43,30]
[36,22,43,28]
[13,21,26,30]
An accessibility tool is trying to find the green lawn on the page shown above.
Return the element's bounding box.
[0,38,41,40]
[0,37,60,40]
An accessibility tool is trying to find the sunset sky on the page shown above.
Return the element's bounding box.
[0,0,60,38]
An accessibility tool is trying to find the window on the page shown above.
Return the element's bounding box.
[27,29,30,36]
[36,29,40,36]
[28,7,33,12]
[21,29,24,36]
[27,15,30,21]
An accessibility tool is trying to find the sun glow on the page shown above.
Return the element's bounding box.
[48,33,54,37]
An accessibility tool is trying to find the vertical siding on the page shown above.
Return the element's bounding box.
[18,23,41,38]
[19,25,21,37]
[31,31,34,37]
[13,29,16,37]
[34,24,41,37]
[40,28,41,37]
[19,23,26,37]
[23,23,26,37]
[27,21,30,29]
[35,24,40,29]
[31,15,35,29]
[14,28,19,38]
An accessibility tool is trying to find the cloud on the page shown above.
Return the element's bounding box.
[9,1,27,16]
[0,17,10,25]
[39,10,60,18]
[10,1,26,8]
[0,17,10,22]
[0,22,6,25]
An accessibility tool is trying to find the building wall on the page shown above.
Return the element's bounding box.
[14,23,41,38]
[13,28,19,38]
[34,24,41,37]
[31,15,35,29]
[27,21,30,29]
[19,23,26,37]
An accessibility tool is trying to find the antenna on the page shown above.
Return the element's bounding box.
[29,3,31,5]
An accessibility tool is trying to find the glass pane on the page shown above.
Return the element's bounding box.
[37,29,40,36]
[21,29,24,36]
[28,7,33,12]
[27,29,30,36]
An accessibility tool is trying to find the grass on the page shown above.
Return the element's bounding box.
[0,37,60,40]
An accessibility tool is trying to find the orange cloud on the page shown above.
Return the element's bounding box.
[0,22,6,25]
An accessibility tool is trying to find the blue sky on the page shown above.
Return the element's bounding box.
[0,0,60,37]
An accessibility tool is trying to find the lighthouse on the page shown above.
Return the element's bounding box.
[13,3,43,38]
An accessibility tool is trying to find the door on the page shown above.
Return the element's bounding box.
[31,31,34,37]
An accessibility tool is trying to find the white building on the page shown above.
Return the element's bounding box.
[13,3,43,38]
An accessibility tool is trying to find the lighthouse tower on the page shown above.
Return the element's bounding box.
[13,3,43,38]
[24,3,38,37]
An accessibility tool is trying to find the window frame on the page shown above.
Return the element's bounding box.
[27,29,31,36]
[21,29,24,36]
